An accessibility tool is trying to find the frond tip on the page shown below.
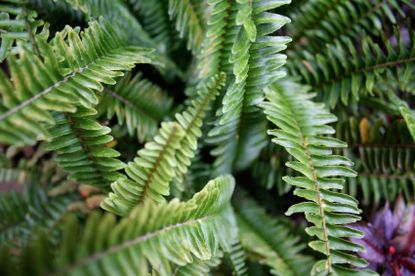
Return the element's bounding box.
[260,80,376,275]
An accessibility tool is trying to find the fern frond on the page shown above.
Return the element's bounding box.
[100,72,173,143]
[174,254,222,276]
[102,122,185,216]
[168,0,204,54]
[0,20,157,145]
[226,240,248,276]
[45,107,125,189]
[3,175,236,275]
[207,0,291,175]
[127,0,177,53]
[234,194,312,276]
[335,115,415,205]
[173,72,226,186]
[288,0,411,53]
[0,183,75,248]
[388,92,415,141]
[288,26,415,107]
[196,0,238,81]
[260,80,374,275]
[0,0,43,60]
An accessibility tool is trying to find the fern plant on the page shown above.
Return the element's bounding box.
[1,0,414,275]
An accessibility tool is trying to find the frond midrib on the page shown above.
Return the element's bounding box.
[136,124,179,205]
[51,214,215,275]
[278,94,333,271]
[310,56,415,89]
[0,45,137,123]
[103,87,161,122]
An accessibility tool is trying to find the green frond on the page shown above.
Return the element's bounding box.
[127,0,177,53]
[102,122,185,216]
[226,240,248,276]
[0,182,76,248]
[388,92,415,141]
[0,20,157,145]
[45,107,125,189]
[168,0,204,54]
[260,80,375,275]
[250,142,291,194]
[335,115,415,205]
[0,0,43,60]
[172,72,226,187]
[3,175,236,276]
[100,72,173,143]
[234,194,313,276]
[196,0,239,81]
[207,0,291,175]
[174,254,222,276]
[288,0,411,52]
[288,26,415,108]
[66,0,182,79]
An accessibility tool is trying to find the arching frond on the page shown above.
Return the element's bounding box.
[288,0,411,53]
[0,20,157,145]
[100,72,173,143]
[102,122,185,216]
[2,175,236,276]
[234,194,313,276]
[207,0,291,175]
[168,0,204,54]
[288,26,415,107]
[260,80,375,275]
[45,107,125,189]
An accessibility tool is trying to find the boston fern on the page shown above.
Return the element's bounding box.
[0,0,414,275]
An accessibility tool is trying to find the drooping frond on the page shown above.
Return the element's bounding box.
[234,194,313,276]
[100,72,173,143]
[102,122,185,216]
[168,0,204,54]
[45,107,125,189]
[0,20,157,145]
[0,182,76,248]
[288,0,412,53]
[0,0,43,60]
[2,175,236,276]
[260,80,375,275]
[288,26,415,107]
[207,0,291,175]
[172,73,226,186]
